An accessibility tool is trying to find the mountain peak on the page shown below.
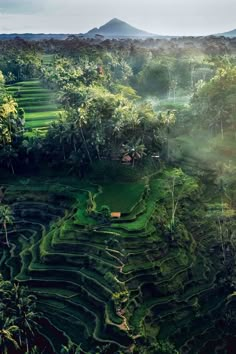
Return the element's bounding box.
[84,18,155,38]
[108,18,123,23]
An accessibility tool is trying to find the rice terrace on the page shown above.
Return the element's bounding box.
[6,56,61,136]
[0,2,236,354]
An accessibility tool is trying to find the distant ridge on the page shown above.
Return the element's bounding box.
[1,19,233,40]
[0,19,158,41]
[215,28,236,38]
[0,33,69,41]
[83,18,157,38]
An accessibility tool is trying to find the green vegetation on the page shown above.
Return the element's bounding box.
[0,275,42,353]
[0,38,235,354]
[7,80,61,134]
[96,182,145,213]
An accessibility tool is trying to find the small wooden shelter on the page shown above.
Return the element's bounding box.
[122,155,132,164]
[111,212,121,219]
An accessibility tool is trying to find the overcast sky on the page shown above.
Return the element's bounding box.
[0,0,235,35]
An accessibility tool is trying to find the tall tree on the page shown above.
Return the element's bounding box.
[0,204,14,247]
[121,138,147,167]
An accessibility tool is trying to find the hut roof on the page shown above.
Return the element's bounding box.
[122,155,132,162]
[111,212,121,218]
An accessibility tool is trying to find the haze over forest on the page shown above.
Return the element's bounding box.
[0,1,236,354]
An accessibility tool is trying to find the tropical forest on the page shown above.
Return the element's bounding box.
[0,13,236,354]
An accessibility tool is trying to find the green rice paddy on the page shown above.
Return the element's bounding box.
[95,182,146,214]
[7,79,61,134]
[0,172,233,352]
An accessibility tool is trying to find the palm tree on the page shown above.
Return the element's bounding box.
[0,276,39,353]
[0,319,20,354]
[159,110,176,161]
[12,284,38,353]
[0,95,18,146]
[122,138,146,167]
[0,205,14,248]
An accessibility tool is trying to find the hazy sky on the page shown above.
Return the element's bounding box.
[0,0,235,35]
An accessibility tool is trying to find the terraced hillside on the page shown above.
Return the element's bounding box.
[7,79,61,135]
[0,172,235,353]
